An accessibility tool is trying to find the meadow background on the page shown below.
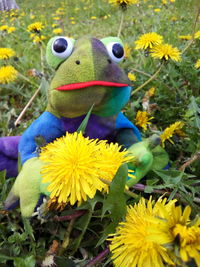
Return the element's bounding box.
[0,0,200,266]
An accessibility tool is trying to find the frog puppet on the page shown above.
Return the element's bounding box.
[0,36,165,217]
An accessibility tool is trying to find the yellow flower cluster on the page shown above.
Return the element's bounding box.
[0,25,16,33]
[40,132,133,206]
[160,121,184,146]
[109,197,200,267]
[0,48,15,60]
[135,32,181,61]
[0,65,17,84]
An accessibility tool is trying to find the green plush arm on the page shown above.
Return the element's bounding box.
[4,158,49,217]
[126,135,166,187]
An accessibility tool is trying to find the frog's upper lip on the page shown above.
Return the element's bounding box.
[55,81,129,91]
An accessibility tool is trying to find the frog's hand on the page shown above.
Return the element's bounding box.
[131,152,154,183]
[127,137,159,186]
[0,136,21,177]
[4,158,48,217]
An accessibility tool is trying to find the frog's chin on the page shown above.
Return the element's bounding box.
[55,81,129,91]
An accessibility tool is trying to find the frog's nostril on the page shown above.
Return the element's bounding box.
[107,58,112,64]
[75,60,80,65]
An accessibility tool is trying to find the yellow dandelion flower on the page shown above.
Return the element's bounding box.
[195,59,200,69]
[52,28,63,34]
[147,87,156,97]
[179,35,192,40]
[0,48,15,60]
[194,30,200,39]
[0,65,17,84]
[0,25,9,31]
[162,0,167,4]
[7,27,16,33]
[154,8,161,12]
[135,32,163,50]
[171,16,178,22]
[172,223,200,265]
[51,23,57,28]
[124,43,132,58]
[53,17,61,21]
[91,16,97,20]
[160,121,184,147]
[135,110,153,131]
[151,202,200,266]
[40,132,132,206]
[150,43,181,61]
[27,22,44,33]
[33,35,46,43]
[128,72,136,81]
[109,198,174,267]
[71,21,76,25]
[108,0,139,9]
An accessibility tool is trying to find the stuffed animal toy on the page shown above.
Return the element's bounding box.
[0,36,166,217]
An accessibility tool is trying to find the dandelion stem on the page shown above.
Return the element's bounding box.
[84,247,110,267]
[58,218,76,256]
[182,6,200,54]
[179,151,200,172]
[18,72,38,87]
[117,11,124,37]
[131,68,151,77]
[131,62,164,95]
[40,44,45,74]
[53,210,87,222]
[14,84,41,126]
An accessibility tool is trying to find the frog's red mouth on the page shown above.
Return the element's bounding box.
[55,81,129,91]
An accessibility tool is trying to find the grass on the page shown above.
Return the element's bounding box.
[0,0,200,266]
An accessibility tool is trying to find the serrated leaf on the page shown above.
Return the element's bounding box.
[154,169,183,184]
[14,255,36,267]
[96,221,119,247]
[102,164,128,222]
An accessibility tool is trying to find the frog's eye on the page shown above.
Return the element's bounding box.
[106,42,124,63]
[52,37,74,59]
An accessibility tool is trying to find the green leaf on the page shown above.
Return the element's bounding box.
[102,164,128,222]
[14,255,36,267]
[77,105,94,134]
[96,221,118,247]
[154,169,183,184]
[55,257,76,267]
[23,218,35,241]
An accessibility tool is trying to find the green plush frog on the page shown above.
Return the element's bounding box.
[3,36,167,217]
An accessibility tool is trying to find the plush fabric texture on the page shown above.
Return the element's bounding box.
[0,136,20,177]
[46,36,76,69]
[4,157,49,217]
[4,36,157,217]
[0,111,141,179]
[47,37,130,118]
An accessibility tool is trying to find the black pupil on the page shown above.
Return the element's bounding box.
[112,43,124,58]
[53,38,68,53]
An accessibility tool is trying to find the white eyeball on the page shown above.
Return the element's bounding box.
[52,37,74,59]
[106,42,124,63]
